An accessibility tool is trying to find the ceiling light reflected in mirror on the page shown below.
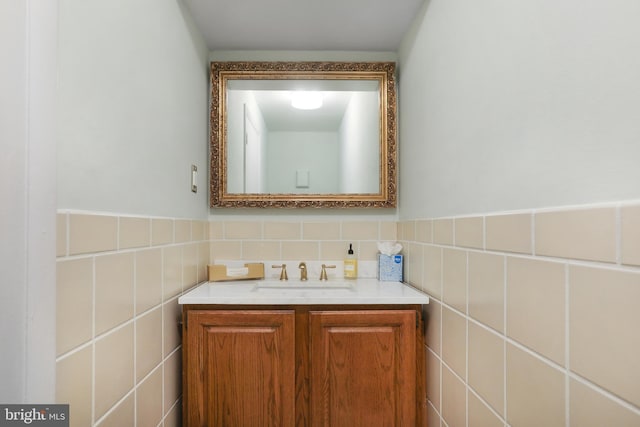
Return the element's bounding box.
[291,91,323,110]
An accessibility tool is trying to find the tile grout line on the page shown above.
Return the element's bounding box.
[93,388,136,426]
[503,247,508,423]
[160,244,166,422]
[569,370,640,416]
[91,255,96,426]
[467,381,507,426]
[564,264,570,427]
[465,247,469,427]
[133,245,138,427]
[439,243,444,420]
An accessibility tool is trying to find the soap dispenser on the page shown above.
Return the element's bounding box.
[344,243,358,279]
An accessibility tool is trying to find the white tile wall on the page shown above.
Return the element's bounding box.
[401,201,640,427]
[56,211,209,427]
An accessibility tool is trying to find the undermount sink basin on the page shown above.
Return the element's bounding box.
[252,280,355,293]
[252,280,354,296]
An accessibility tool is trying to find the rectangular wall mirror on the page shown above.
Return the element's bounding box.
[210,61,397,208]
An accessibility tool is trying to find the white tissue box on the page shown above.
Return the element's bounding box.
[378,254,403,281]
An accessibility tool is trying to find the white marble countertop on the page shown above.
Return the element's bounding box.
[178,278,430,305]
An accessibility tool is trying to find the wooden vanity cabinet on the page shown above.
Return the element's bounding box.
[184,310,296,426]
[182,305,426,427]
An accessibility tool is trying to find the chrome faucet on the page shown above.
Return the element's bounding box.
[298,262,308,281]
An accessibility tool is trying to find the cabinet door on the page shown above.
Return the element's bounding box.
[309,310,416,427]
[185,310,295,427]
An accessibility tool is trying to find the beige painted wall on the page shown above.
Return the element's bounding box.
[398,0,640,219]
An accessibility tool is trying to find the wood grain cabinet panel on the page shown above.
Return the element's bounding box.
[309,310,416,427]
[185,310,295,427]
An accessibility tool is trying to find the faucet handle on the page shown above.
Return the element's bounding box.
[272,264,288,281]
[319,264,336,281]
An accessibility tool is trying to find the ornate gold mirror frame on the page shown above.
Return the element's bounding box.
[210,61,397,208]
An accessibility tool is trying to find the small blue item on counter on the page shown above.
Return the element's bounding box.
[378,254,403,281]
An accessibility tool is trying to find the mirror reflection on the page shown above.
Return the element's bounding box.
[210,61,397,208]
[226,79,380,194]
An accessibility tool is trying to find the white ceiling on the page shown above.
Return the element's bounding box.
[183,0,425,51]
[229,80,379,131]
